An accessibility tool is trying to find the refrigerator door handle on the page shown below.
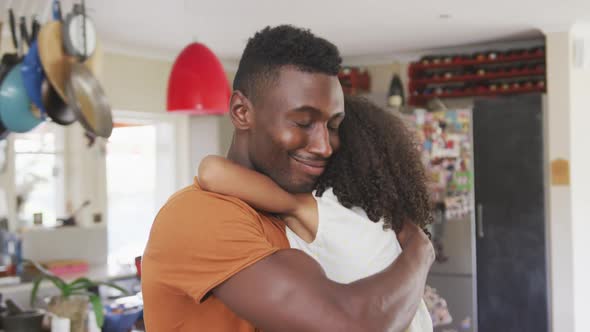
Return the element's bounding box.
[477,203,484,238]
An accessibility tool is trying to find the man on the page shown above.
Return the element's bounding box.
[142,25,434,331]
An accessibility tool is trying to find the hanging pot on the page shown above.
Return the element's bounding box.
[62,3,97,61]
[0,7,43,133]
[38,20,101,102]
[0,64,43,133]
[65,62,112,138]
[0,121,8,140]
[21,41,46,115]
[20,1,49,117]
[42,80,76,125]
[0,54,19,139]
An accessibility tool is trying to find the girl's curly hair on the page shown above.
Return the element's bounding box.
[315,95,432,232]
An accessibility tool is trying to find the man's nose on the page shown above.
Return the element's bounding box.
[307,126,333,159]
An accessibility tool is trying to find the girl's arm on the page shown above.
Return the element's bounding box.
[198,155,300,215]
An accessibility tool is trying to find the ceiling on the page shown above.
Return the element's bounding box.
[2,0,589,63]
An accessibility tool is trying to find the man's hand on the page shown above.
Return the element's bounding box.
[397,221,435,266]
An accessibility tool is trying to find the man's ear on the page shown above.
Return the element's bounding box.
[229,91,254,130]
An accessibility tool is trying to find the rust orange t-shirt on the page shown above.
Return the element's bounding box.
[142,178,289,331]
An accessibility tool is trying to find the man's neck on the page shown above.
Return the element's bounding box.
[226,135,254,170]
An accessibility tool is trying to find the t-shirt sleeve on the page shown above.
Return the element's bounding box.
[149,191,282,303]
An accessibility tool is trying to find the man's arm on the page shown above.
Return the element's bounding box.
[213,221,434,332]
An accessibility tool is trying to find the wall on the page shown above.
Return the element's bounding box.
[366,62,406,103]
[568,23,590,332]
[218,71,237,155]
[101,53,173,114]
[545,31,575,332]
[545,26,590,332]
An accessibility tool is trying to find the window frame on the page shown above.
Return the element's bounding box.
[11,123,67,229]
[104,110,190,262]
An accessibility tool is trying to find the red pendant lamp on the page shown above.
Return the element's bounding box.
[167,43,231,115]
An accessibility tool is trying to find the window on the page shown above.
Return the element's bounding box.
[13,123,66,228]
[106,112,186,265]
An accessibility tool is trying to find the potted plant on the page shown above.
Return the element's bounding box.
[27,260,128,332]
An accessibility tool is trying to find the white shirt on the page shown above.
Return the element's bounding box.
[287,188,433,332]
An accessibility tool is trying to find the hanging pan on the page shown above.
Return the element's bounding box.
[20,1,47,116]
[38,19,101,102]
[33,0,77,125]
[0,9,43,133]
[65,62,112,138]
[62,1,96,61]
[0,7,21,139]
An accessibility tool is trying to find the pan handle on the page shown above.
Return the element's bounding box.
[19,16,30,48]
[52,0,62,21]
[31,16,40,42]
[8,8,18,50]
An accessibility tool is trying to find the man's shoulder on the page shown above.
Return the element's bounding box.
[158,182,260,222]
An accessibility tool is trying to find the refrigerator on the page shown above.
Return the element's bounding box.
[403,94,549,332]
[404,109,478,332]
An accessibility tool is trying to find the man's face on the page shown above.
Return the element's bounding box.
[248,67,345,193]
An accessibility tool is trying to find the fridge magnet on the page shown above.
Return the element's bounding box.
[424,285,453,327]
[551,158,570,186]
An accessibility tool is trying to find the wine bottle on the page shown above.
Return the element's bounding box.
[387,74,405,108]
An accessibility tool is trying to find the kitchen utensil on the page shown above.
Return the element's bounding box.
[0,8,43,134]
[0,54,19,140]
[5,299,23,315]
[19,16,30,48]
[0,121,9,140]
[30,16,41,42]
[21,41,47,116]
[38,20,101,101]
[0,64,43,132]
[58,200,90,226]
[42,81,76,125]
[2,309,44,332]
[62,1,96,61]
[8,8,18,51]
[65,63,112,138]
[52,0,63,21]
[34,0,77,126]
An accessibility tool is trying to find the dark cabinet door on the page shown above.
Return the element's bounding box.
[473,94,548,332]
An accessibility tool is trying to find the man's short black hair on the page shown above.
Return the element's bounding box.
[233,25,342,104]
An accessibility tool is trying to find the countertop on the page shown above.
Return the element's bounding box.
[0,263,137,309]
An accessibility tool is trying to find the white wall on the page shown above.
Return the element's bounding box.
[545,31,575,332]
[101,53,173,114]
[364,62,407,107]
[545,26,590,332]
[568,23,590,332]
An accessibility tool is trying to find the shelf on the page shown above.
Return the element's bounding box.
[409,54,545,71]
[408,86,546,105]
[410,69,545,87]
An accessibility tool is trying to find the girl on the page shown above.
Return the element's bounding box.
[199,95,434,331]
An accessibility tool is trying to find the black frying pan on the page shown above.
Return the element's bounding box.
[42,81,76,125]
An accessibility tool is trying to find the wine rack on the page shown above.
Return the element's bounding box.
[338,67,370,95]
[408,47,546,105]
